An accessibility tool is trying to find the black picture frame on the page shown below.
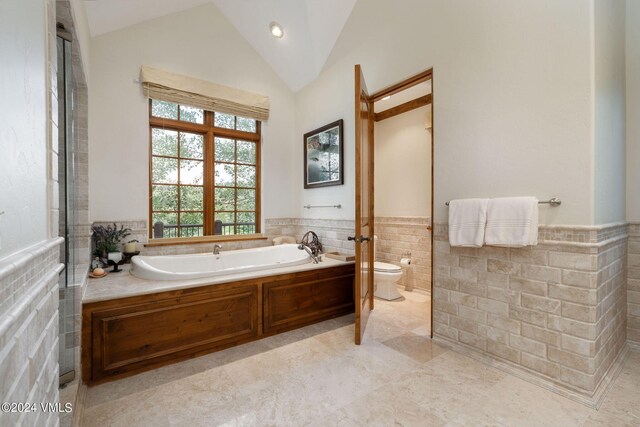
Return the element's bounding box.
[303,119,344,189]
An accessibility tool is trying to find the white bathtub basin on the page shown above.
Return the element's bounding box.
[130,243,312,281]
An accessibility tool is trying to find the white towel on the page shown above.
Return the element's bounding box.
[485,197,539,247]
[448,198,489,247]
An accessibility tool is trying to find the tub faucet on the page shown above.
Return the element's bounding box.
[298,243,320,264]
[298,231,322,264]
[213,244,222,255]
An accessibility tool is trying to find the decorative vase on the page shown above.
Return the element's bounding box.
[107,252,123,263]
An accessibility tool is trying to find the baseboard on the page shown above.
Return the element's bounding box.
[432,335,630,409]
[398,284,431,296]
[628,340,640,351]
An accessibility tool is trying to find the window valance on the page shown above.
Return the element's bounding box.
[140,65,269,121]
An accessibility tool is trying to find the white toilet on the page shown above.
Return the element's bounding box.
[373,235,403,300]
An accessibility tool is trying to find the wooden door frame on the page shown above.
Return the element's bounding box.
[370,68,434,338]
[354,65,375,345]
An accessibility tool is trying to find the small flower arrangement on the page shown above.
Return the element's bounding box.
[92,223,132,259]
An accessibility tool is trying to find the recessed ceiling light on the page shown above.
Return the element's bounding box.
[269,22,284,38]
[381,95,391,101]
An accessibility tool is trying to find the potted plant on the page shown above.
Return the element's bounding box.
[92,223,132,261]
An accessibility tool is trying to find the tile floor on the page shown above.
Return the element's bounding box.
[80,291,640,426]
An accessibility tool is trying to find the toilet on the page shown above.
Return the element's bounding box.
[373,235,403,300]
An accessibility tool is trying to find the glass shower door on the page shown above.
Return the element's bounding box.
[57,33,76,385]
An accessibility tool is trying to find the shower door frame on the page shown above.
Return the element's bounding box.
[57,28,77,386]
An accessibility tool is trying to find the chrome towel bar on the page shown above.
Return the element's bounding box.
[303,204,342,209]
[445,197,561,207]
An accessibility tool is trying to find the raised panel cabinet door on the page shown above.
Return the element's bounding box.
[354,64,375,345]
[90,285,259,382]
[263,266,355,333]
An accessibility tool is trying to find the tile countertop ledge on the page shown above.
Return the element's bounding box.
[83,257,355,304]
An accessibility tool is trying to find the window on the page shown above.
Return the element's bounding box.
[149,100,260,240]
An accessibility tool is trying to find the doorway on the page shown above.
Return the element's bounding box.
[353,67,434,344]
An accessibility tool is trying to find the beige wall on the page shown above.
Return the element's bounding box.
[295,0,595,225]
[627,0,640,221]
[594,0,627,224]
[374,105,431,218]
[89,3,297,225]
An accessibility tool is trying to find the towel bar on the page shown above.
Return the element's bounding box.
[445,197,561,207]
[303,204,342,209]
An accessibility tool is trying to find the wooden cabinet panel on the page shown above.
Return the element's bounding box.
[83,265,354,384]
[263,266,355,334]
[85,284,259,383]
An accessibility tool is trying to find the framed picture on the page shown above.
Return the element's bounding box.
[304,119,344,189]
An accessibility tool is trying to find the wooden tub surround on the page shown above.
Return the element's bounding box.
[82,263,355,384]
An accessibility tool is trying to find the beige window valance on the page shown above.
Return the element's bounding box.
[140,65,269,121]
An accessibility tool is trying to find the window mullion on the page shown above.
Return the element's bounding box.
[176,132,181,237]
[204,128,214,236]
[233,139,238,235]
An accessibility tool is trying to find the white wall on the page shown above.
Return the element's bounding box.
[0,4,62,423]
[374,105,431,217]
[295,0,595,225]
[89,3,296,226]
[627,0,640,221]
[594,0,627,224]
[0,0,49,259]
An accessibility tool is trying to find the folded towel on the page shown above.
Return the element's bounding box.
[448,198,489,247]
[485,197,538,247]
[272,236,297,246]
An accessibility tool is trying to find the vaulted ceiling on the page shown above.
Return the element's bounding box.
[84,0,357,92]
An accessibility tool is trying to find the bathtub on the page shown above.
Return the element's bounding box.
[130,243,312,281]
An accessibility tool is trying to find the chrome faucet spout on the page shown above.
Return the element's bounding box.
[213,244,222,255]
[298,243,320,264]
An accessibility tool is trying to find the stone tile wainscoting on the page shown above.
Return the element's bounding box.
[94,219,433,290]
[628,223,640,344]
[265,218,356,255]
[95,218,358,257]
[375,216,431,293]
[432,222,628,407]
[0,239,64,426]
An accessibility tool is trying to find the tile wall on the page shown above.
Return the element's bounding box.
[374,216,431,293]
[628,223,640,344]
[432,222,628,400]
[0,240,63,426]
[92,218,429,293]
[97,218,358,257]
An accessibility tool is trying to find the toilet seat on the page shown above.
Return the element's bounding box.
[374,261,402,273]
[373,261,403,300]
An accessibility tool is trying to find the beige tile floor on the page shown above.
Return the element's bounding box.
[80,290,640,427]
